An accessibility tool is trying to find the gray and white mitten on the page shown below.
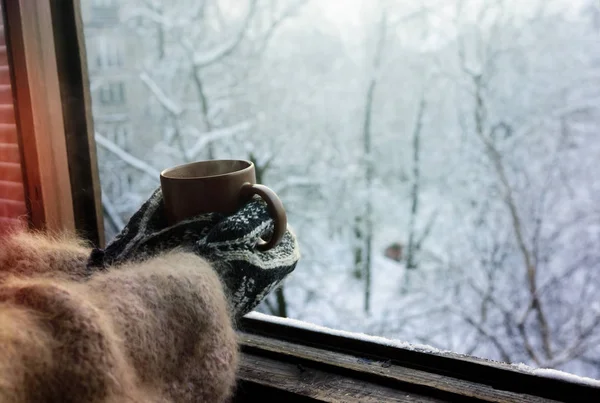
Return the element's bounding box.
[88,188,300,318]
[87,188,222,268]
[196,199,300,317]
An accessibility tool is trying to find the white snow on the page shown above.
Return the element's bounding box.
[511,363,600,388]
[245,311,448,355]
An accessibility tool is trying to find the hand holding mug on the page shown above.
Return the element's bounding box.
[87,160,299,317]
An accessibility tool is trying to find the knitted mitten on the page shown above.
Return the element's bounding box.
[196,199,300,318]
[88,188,299,318]
[88,188,222,268]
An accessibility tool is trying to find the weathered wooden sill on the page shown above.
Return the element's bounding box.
[233,317,599,402]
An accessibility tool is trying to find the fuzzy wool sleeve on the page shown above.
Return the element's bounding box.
[0,232,239,403]
[0,231,92,281]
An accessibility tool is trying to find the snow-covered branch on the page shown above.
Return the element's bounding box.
[185,120,254,159]
[95,132,161,180]
[139,72,183,116]
[192,0,258,68]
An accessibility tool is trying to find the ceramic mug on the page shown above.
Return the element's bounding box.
[160,159,286,251]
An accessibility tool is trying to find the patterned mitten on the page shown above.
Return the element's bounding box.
[87,188,222,268]
[88,188,300,318]
[196,199,300,318]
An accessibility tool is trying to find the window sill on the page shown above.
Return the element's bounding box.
[233,316,599,402]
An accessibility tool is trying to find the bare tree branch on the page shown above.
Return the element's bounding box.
[192,0,258,68]
[101,192,126,231]
[459,311,512,363]
[95,132,161,179]
[406,95,427,270]
[186,120,254,159]
[139,71,183,116]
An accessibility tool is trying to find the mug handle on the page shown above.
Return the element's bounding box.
[240,182,287,252]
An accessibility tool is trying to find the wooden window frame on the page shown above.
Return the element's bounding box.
[235,316,600,402]
[2,1,599,402]
[2,0,104,245]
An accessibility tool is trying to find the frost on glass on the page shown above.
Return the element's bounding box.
[81,0,600,379]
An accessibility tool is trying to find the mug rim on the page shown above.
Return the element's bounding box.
[160,159,254,180]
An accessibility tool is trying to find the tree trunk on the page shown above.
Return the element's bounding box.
[191,69,215,159]
[471,74,553,362]
[362,77,375,314]
[405,97,426,271]
[275,287,287,317]
[353,215,364,279]
[358,11,387,314]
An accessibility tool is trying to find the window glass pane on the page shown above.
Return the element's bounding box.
[80,0,600,380]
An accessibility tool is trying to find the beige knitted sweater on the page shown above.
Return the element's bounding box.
[0,231,238,402]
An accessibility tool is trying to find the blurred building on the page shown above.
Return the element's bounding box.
[80,0,148,233]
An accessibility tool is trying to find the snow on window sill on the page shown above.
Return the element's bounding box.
[244,311,600,390]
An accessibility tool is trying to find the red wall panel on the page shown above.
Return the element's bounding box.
[0,6,27,235]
